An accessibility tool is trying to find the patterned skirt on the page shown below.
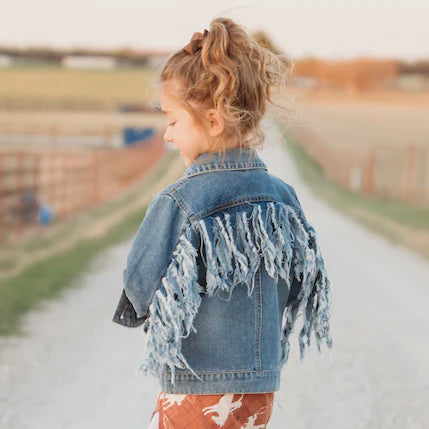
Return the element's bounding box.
[148,389,274,428]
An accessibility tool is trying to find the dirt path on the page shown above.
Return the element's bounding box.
[1,119,428,428]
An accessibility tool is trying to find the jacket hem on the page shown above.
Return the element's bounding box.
[158,369,281,394]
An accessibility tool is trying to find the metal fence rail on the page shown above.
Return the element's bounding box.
[290,128,429,206]
[0,132,166,246]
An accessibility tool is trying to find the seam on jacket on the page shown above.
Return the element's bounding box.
[183,166,268,179]
[161,190,193,225]
[257,268,262,370]
[254,268,262,371]
[161,177,189,195]
[190,195,280,221]
[163,190,200,236]
[159,368,282,375]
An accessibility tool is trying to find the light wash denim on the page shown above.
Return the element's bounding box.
[112,146,333,394]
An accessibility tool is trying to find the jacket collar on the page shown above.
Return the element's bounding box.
[183,147,267,178]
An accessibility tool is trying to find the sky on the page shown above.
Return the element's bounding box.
[1,0,428,61]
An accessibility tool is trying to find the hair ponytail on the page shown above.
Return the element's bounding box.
[155,16,297,154]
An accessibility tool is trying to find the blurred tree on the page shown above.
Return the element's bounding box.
[295,57,399,93]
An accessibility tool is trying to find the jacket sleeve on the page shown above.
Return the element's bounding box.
[112,191,190,326]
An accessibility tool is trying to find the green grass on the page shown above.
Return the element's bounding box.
[0,150,179,336]
[277,119,429,248]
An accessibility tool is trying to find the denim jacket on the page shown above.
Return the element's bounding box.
[112,146,333,394]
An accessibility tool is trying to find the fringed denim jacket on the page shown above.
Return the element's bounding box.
[112,146,333,394]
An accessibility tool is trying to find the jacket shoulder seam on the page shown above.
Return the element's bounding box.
[159,190,193,227]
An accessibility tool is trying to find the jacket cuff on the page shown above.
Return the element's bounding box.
[112,288,149,330]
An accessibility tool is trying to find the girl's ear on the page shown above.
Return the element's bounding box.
[205,109,224,137]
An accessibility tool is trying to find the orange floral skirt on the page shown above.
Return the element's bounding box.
[148,390,274,428]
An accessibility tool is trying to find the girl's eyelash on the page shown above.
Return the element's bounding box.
[168,121,176,126]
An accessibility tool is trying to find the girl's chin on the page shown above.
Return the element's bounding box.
[180,152,194,166]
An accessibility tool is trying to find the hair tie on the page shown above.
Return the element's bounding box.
[183,29,209,55]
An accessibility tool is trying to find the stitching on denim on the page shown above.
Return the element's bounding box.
[162,191,193,225]
[160,368,281,375]
[256,270,263,369]
[191,196,279,221]
[184,165,268,179]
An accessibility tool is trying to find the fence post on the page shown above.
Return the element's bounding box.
[48,153,55,219]
[0,153,3,245]
[362,147,375,196]
[103,125,112,148]
[49,122,58,145]
[404,144,415,202]
[92,151,99,206]
[14,152,24,239]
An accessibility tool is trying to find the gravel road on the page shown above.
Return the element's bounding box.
[1,120,428,428]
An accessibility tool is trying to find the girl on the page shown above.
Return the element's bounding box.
[113,16,333,429]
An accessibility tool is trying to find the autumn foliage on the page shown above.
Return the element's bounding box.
[295,57,399,92]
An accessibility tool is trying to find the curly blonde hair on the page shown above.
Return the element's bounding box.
[153,16,297,160]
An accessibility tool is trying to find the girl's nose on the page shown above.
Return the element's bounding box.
[163,128,173,143]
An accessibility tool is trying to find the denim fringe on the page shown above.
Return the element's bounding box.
[137,230,204,385]
[137,201,333,386]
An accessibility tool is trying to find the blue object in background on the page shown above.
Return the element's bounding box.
[38,204,54,225]
[122,127,154,146]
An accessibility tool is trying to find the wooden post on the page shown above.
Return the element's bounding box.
[103,125,112,148]
[363,147,375,196]
[49,122,58,145]
[92,151,99,206]
[48,152,55,218]
[15,152,24,239]
[404,144,415,202]
[0,153,4,245]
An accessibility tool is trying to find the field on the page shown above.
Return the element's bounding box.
[288,97,429,154]
[0,67,159,110]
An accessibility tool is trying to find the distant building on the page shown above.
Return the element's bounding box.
[0,55,12,67]
[389,74,429,91]
[61,55,117,70]
[147,56,167,69]
[144,50,171,69]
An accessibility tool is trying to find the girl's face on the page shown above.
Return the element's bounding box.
[161,79,211,167]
